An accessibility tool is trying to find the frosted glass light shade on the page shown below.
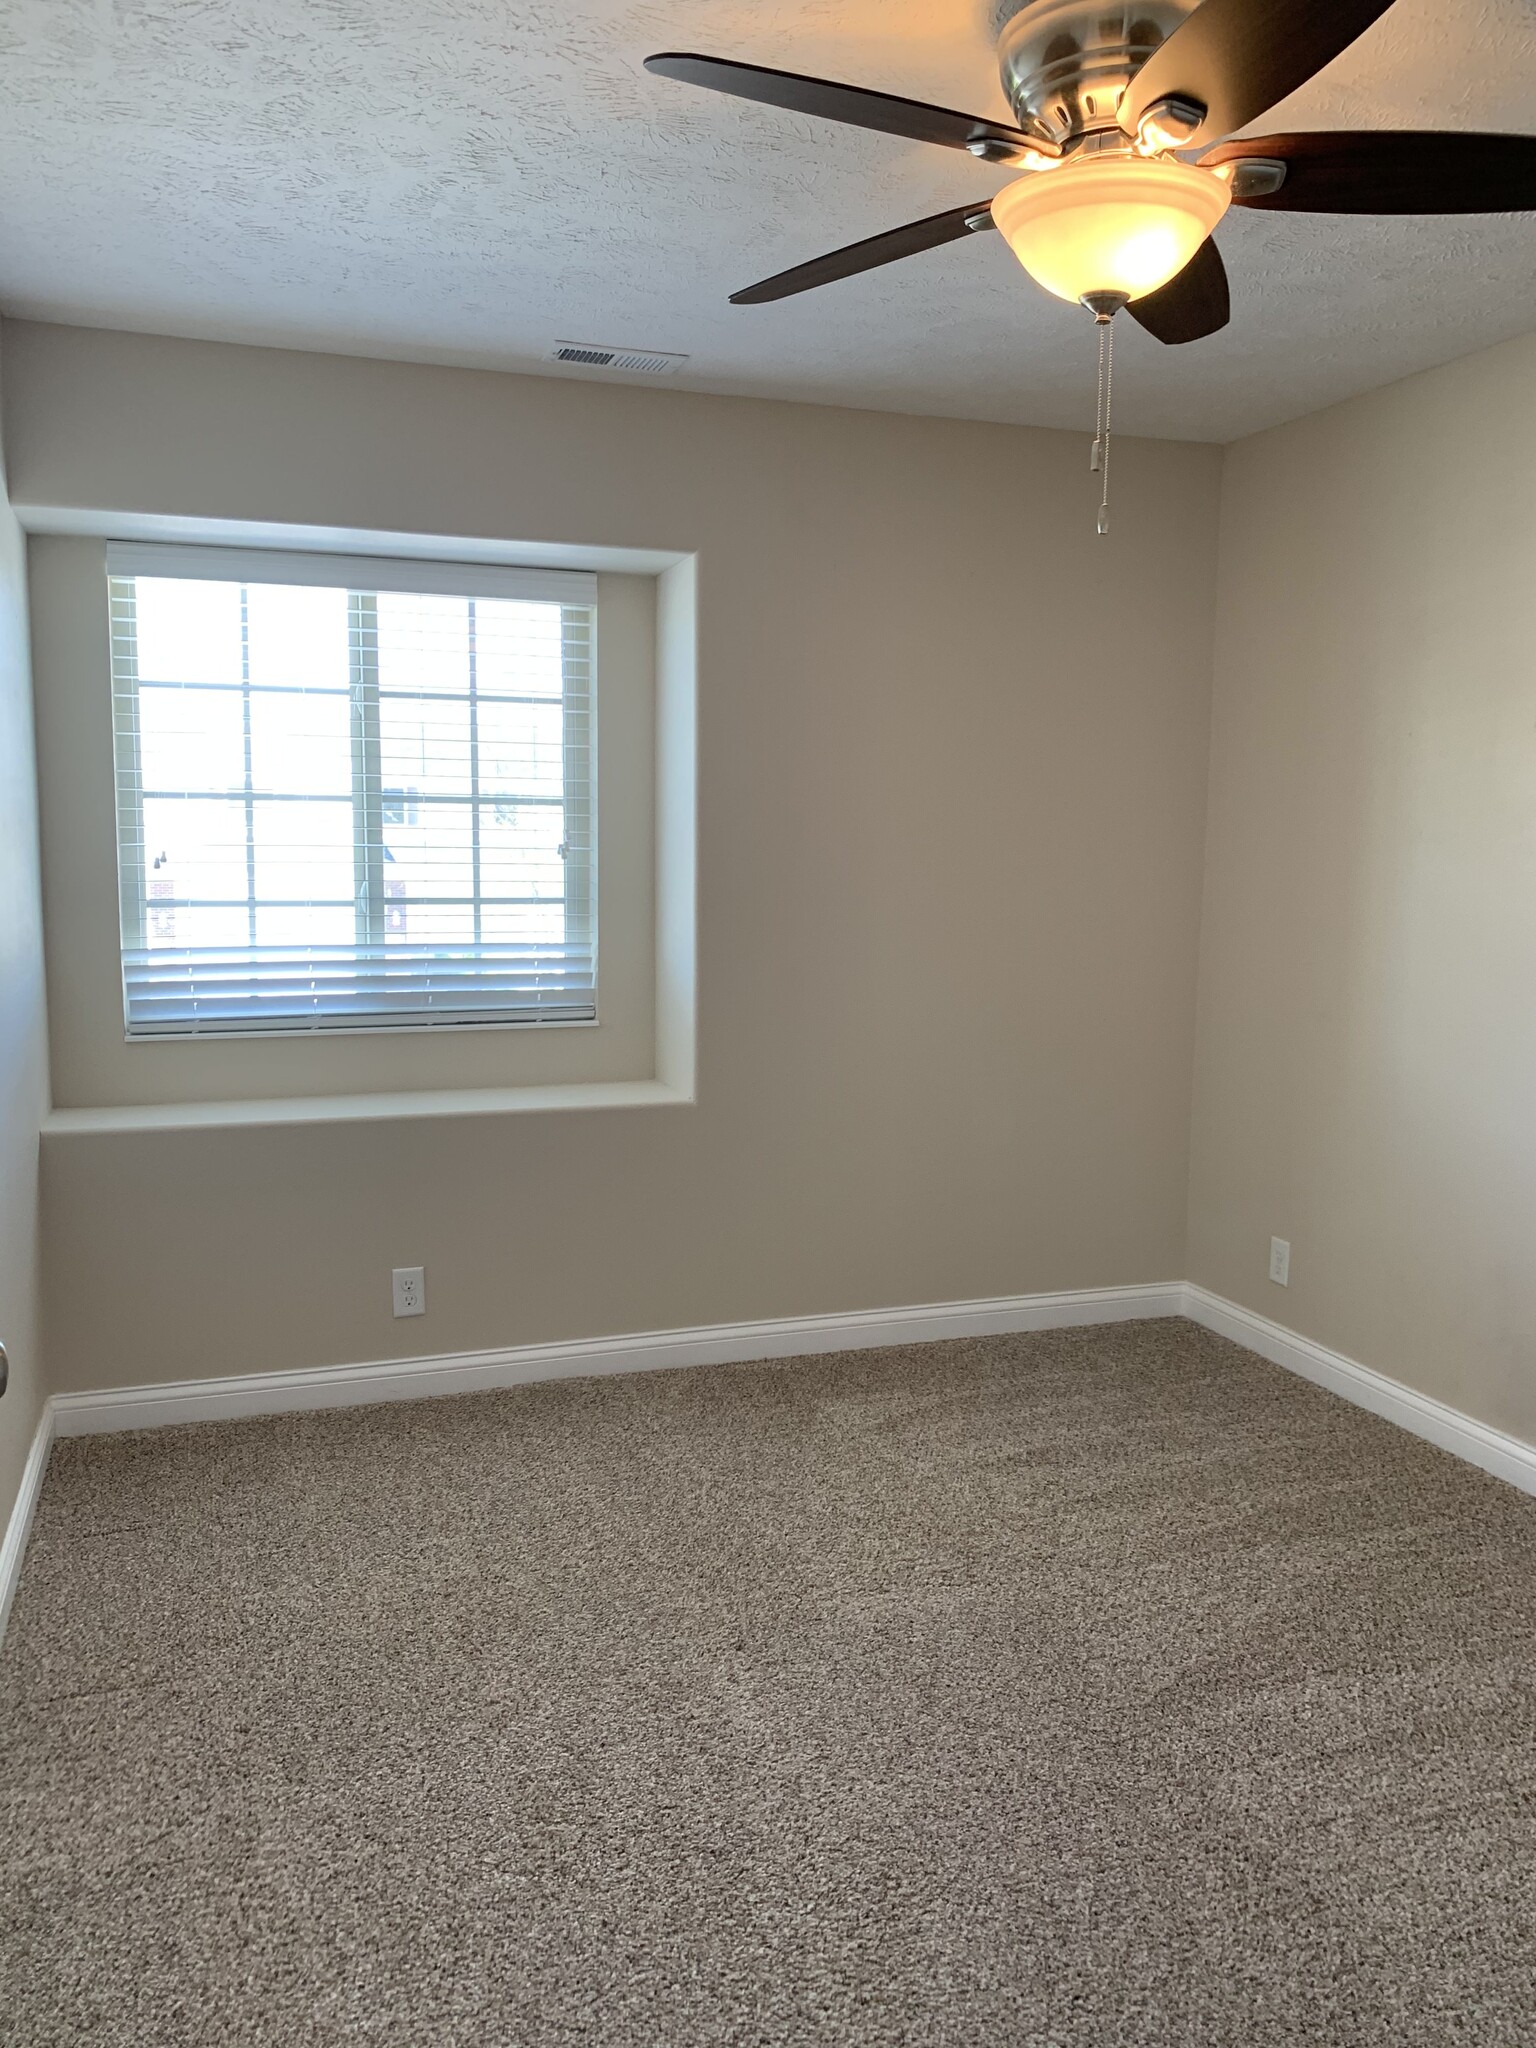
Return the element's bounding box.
[991,155,1231,305]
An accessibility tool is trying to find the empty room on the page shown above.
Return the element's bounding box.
[1,1,1534,2041]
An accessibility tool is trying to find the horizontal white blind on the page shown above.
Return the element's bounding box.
[109,546,597,1037]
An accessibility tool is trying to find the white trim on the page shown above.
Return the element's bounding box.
[27,1280,1534,1569]
[21,506,688,579]
[0,1405,55,1649]
[654,556,697,1099]
[49,1283,1185,1437]
[105,538,596,602]
[43,1076,692,1136]
[1182,1284,1536,1498]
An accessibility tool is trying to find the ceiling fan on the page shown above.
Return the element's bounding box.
[644,0,1536,349]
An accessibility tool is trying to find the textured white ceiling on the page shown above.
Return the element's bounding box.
[1,0,1534,440]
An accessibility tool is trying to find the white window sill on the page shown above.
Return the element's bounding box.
[43,1078,692,1136]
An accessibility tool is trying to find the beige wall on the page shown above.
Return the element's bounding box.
[2,321,1221,1393]
[1188,329,1536,1445]
[10,318,1532,1451]
[0,329,48,1529]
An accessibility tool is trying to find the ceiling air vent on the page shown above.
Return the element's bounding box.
[547,342,688,376]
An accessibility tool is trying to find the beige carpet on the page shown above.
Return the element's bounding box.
[2,1319,1534,2045]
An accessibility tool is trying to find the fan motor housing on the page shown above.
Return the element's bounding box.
[995,0,1200,148]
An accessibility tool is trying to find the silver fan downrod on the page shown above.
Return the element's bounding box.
[992,0,1199,149]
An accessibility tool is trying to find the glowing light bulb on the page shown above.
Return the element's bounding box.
[991,154,1231,306]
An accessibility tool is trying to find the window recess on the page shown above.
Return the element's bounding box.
[106,542,597,1037]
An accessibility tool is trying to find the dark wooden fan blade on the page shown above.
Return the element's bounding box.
[731,203,995,305]
[1119,0,1397,150]
[1126,237,1230,344]
[645,53,1052,162]
[1202,130,1536,212]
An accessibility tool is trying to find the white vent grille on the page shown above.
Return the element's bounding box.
[546,342,688,376]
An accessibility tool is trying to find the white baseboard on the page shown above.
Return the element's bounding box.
[47,1285,1536,1504]
[49,1281,1186,1438]
[0,1404,55,1649]
[10,1281,1534,1657]
[1182,1283,1536,1498]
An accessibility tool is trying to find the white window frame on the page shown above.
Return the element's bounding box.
[107,541,598,1039]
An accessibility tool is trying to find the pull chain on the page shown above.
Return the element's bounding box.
[1090,315,1115,536]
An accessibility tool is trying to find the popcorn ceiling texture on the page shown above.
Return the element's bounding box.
[3,1321,1535,2045]
[0,0,1534,438]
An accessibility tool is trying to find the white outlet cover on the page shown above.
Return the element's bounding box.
[1269,1238,1291,1287]
[392,1266,426,1317]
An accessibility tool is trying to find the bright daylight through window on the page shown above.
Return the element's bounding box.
[106,544,597,1036]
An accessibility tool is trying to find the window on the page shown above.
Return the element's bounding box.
[107,543,596,1036]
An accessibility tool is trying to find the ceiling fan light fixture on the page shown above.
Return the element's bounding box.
[990,155,1232,306]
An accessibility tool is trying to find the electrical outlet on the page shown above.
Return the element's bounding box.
[1269,1237,1290,1287]
[392,1266,425,1318]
